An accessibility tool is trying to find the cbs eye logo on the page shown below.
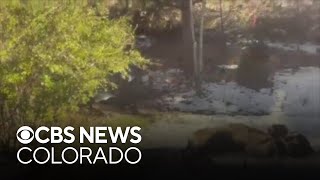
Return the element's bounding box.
[16,126,34,144]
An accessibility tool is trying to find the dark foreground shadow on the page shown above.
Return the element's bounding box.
[1,148,320,180]
[1,123,319,179]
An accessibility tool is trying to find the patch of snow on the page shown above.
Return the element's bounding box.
[239,39,260,45]
[136,35,152,49]
[141,75,149,83]
[143,68,186,92]
[274,67,320,116]
[127,74,135,82]
[159,67,320,116]
[166,82,274,114]
[94,92,115,103]
[218,64,239,70]
[266,41,320,55]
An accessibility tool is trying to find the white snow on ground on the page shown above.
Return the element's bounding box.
[160,67,320,116]
[165,82,274,114]
[142,68,186,92]
[94,92,115,103]
[217,64,239,70]
[274,67,320,116]
[138,67,320,149]
[136,35,153,49]
[266,41,320,55]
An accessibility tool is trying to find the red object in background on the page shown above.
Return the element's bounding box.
[251,13,257,28]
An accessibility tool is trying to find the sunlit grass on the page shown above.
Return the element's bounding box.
[58,111,151,128]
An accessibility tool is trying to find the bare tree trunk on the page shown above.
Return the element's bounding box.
[124,0,130,12]
[296,0,301,51]
[198,0,206,83]
[196,0,206,94]
[199,17,204,75]
[182,0,205,94]
[189,0,198,81]
[219,0,224,33]
[181,0,194,74]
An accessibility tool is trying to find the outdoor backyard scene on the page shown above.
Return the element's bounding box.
[0,0,320,178]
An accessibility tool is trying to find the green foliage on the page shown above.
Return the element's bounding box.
[0,2,147,123]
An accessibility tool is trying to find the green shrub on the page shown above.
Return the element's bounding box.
[0,3,147,123]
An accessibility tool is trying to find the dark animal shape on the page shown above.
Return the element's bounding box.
[187,123,277,157]
[268,124,288,138]
[284,133,314,157]
[187,123,314,158]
